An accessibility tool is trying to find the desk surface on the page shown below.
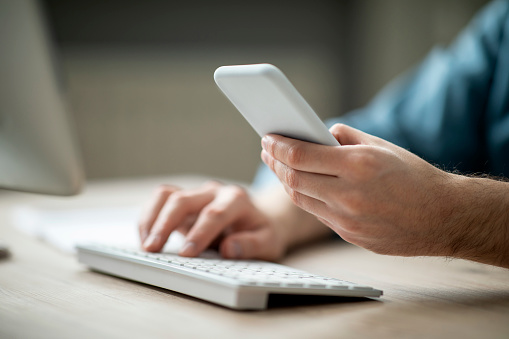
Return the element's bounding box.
[1,176,509,339]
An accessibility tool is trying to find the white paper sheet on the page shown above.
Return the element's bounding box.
[10,205,185,253]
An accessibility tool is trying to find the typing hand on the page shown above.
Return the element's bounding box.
[138,181,287,261]
[261,123,462,258]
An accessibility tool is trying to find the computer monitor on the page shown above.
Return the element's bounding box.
[0,0,84,196]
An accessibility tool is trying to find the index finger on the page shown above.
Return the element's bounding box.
[179,186,249,257]
[143,184,218,252]
[138,185,179,244]
[261,134,342,176]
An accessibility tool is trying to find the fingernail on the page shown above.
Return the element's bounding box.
[143,233,159,249]
[179,242,196,256]
[229,241,242,259]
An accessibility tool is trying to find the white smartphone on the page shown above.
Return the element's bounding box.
[214,63,340,146]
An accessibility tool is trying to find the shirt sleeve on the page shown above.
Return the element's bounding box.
[327,0,509,174]
[252,0,509,189]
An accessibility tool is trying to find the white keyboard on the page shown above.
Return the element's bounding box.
[77,244,382,310]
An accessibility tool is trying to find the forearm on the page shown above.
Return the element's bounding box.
[446,174,509,268]
[253,184,333,251]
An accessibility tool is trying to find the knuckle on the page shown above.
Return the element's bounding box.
[168,191,189,206]
[154,184,173,196]
[287,188,303,207]
[225,185,248,200]
[283,168,300,189]
[203,206,226,220]
[265,137,276,155]
[348,150,380,181]
[286,144,304,167]
[330,123,346,134]
[358,152,378,169]
[263,151,274,170]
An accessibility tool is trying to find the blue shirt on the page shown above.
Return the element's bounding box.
[254,0,509,189]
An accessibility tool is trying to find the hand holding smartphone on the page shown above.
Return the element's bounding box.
[214,64,340,146]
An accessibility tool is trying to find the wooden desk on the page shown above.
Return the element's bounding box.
[1,176,509,338]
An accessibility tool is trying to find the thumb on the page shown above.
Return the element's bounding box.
[329,123,371,146]
[219,228,283,262]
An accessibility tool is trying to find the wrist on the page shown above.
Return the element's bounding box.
[252,185,331,253]
[443,174,509,267]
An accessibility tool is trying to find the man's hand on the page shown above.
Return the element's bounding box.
[261,123,509,267]
[138,181,288,261]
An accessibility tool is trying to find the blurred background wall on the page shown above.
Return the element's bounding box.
[43,0,489,183]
